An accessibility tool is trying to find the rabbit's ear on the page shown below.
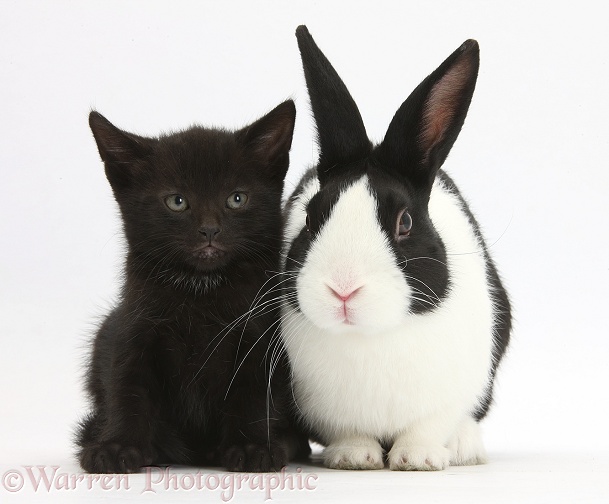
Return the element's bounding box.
[296,26,371,184]
[378,40,479,190]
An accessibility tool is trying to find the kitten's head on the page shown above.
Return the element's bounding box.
[89,101,295,287]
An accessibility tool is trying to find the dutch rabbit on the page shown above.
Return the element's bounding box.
[280,26,511,471]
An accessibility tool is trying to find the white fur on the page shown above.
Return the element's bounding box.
[281,175,495,470]
[323,436,384,470]
[282,176,319,270]
[448,416,488,466]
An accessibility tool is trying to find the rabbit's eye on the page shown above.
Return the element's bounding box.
[305,214,311,232]
[397,210,412,238]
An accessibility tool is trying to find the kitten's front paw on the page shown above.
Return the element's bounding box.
[79,442,155,474]
[324,438,384,470]
[388,444,450,471]
[222,443,288,472]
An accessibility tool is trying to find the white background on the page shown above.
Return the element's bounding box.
[1,1,608,502]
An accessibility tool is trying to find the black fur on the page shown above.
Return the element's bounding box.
[295,26,372,182]
[76,101,310,474]
[286,27,510,419]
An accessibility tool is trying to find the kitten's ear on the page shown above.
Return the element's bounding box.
[377,40,479,190]
[89,111,154,190]
[238,100,296,181]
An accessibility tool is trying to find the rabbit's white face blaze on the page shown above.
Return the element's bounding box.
[296,176,411,333]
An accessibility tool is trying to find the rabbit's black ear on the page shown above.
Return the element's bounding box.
[296,26,371,184]
[377,40,479,190]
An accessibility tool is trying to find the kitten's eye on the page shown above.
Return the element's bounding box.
[165,194,189,212]
[397,209,412,238]
[227,192,248,209]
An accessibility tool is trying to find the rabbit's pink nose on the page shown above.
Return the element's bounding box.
[328,286,361,302]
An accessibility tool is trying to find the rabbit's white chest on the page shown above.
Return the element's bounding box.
[282,289,493,441]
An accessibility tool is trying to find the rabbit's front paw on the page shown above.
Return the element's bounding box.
[448,416,488,466]
[324,438,384,470]
[388,444,450,471]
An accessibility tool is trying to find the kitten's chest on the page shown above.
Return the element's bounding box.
[156,303,265,392]
[160,316,236,378]
[143,284,277,399]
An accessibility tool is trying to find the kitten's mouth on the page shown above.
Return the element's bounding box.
[192,244,227,261]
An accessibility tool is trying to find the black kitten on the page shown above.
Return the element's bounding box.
[76,101,309,473]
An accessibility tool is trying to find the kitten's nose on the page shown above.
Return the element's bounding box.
[199,226,221,242]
